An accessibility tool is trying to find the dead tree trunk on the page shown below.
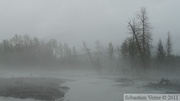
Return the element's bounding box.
[128,21,146,72]
[82,41,98,72]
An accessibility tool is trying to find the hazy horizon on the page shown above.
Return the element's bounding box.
[0,0,180,54]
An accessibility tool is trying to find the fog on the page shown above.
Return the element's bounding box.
[0,0,180,101]
[1,0,180,54]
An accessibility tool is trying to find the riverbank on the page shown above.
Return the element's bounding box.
[0,77,69,101]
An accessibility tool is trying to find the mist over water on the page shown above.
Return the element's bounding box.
[0,0,180,101]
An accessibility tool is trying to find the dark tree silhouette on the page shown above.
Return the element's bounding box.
[166,32,173,57]
[128,7,152,71]
[156,39,166,63]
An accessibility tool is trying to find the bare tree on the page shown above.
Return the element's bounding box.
[137,7,152,55]
[128,7,152,71]
[82,41,98,72]
[107,42,114,73]
[137,7,152,69]
[95,40,103,73]
[128,20,144,69]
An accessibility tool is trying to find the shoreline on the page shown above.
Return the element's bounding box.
[0,77,69,101]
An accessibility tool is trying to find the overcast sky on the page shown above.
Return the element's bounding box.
[0,0,180,54]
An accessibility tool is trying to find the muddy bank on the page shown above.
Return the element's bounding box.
[0,77,69,101]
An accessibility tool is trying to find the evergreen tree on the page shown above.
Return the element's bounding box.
[156,39,166,63]
[166,32,173,57]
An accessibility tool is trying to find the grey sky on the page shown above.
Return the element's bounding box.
[0,0,180,54]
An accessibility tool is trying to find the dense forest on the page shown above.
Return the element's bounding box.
[0,8,180,76]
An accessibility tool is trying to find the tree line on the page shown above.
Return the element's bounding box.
[119,7,180,75]
[0,34,78,68]
[81,7,180,75]
[0,7,180,75]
